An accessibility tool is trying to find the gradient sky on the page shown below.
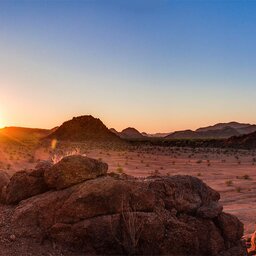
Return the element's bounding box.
[0,0,256,133]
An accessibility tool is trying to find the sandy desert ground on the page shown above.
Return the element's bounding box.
[0,142,255,236]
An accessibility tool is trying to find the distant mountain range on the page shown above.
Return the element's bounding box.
[111,122,256,140]
[1,118,256,148]
[165,127,240,139]
[110,128,170,139]
[165,122,256,139]
[110,127,145,139]
[196,122,256,133]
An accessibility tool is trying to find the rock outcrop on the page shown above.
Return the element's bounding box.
[4,162,52,204]
[44,155,108,189]
[7,156,245,255]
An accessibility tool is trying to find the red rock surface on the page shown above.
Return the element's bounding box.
[44,155,108,189]
[11,171,245,255]
[0,155,247,255]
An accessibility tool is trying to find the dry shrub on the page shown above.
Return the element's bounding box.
[110,195,145,255]
[51,148,85,164]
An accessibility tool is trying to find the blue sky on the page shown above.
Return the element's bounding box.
[0,0,256,132]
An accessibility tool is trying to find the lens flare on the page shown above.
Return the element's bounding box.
[51,139,58,149]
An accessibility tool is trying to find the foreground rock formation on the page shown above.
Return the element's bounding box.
[44,155,108,189]
[4,162,52,204]
[1,155,246,255]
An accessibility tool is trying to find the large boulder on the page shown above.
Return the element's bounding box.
[5,163,52,204]
[44,155,108,190]
[11,174,245,255]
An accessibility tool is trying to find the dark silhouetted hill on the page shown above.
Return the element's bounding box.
[166,122,256,139]
[225,131,256,149]
[166,126,240,139]
[0,127,51,144]
[46,115,122,143]
[109,128,119,136]
[119,127,145,139]
[196,121,252,132]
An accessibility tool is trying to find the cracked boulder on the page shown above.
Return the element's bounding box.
[11,172,245,255]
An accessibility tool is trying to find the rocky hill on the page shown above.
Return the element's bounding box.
[196,121,254,133]
[0,155,246,255]
[0,127,51,144]
[225,131,256,149]
[119,127,145,139]
[166,122,256,140]
[165,126,240,139]
[237,125,256,135]
[165,129,199,139]
[109,128,119,136]
[46,115,122,143]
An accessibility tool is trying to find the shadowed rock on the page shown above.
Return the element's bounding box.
[44,155,108,190]
[11,173,245,255]
[5,163,52,204]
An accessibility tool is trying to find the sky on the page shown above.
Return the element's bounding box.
[0,0,256,133]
